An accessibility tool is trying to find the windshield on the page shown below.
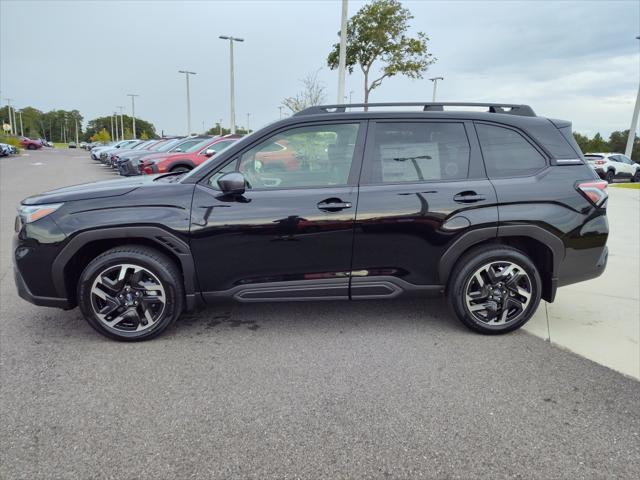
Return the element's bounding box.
[185,138,217,153]
[170,138,207,152]
[155,138,183,152]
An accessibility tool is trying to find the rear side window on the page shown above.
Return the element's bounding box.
[364,122,470,184]
[476,124,546,178]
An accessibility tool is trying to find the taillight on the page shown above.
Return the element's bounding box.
[576,180,608,207]
[594,160,606,165]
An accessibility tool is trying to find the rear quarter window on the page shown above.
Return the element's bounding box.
[476,123,546,178]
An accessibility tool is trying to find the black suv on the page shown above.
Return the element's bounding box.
[13,103,609,341]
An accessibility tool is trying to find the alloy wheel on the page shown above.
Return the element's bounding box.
[464,261,533,326]
[90,263,166,333]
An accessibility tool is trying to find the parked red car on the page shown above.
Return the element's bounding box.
[19,137,43,150]
[140,135,241,174]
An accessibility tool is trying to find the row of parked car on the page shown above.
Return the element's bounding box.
[0,142,19,156]
[88,135,241,176]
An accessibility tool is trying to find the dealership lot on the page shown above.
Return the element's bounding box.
[1,149,639,478]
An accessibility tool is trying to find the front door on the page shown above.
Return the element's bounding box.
[350,120,498,297]
[190,122,365,302]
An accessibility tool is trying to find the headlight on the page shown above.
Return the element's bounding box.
[18,203,63,223]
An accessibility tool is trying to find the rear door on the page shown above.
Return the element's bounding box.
[350,120,498,297]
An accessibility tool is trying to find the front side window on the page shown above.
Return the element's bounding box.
[364,122,470,183]
[476,123,546,178]
[211,123,359,189]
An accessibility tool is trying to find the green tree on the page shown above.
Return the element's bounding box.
[587,133,608,153]
[140,131,149,140]
[206,123,249,136]
[573,132,590,154]
[327,0,435,106]
[92,128,111,143]
[84,115,157,141]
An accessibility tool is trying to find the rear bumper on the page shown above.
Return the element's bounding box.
[557,245,608,288]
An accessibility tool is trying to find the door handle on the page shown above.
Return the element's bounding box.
[453,191,486,203]
[317,199,353,212]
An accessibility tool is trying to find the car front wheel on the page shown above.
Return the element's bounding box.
[448,245,542,334]
[78,246,184,341]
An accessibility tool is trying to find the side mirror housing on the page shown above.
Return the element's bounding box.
[205,148,216,157]
[217,172,246,195]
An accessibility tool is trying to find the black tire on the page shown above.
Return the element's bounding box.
[605,170,615,183]
[170,165,191,173]
[447,244,542,335]
[77,245,184,341]
[27,144,36,150]
[632,169,640,183]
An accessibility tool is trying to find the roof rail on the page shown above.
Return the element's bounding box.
[295,102,536,117]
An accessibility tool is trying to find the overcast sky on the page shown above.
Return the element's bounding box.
[1,0,639,137]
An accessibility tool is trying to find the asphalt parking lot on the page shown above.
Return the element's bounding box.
[1,149,639,479]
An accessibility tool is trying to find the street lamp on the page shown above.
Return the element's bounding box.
[178,70,196,135]
[117,106,125,139]
[278,106,284,119]
[18,109,24,137]
[127,94,139,138]
[246,112,251,133]
[625,36,640,158]
[110,114,115,141]
[4,98,14,135]
[429,77,444,102]
[336,0,348,103]
[219,35,244,134]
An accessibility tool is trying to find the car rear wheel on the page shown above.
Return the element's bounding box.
[632,169,640,183]
[27,144,36,150]
[170,165,191,173]
[78,246,184,341]
[605,170,615,183]
[447,245,542,334]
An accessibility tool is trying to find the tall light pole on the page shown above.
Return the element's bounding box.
[337,0,348,103]
[115,113,120,141]
[429,77,444,102]
[4,98,13,135]
[127,94,139,138]
[110,114,115,141]
[117,106,125,139]
[178,70,196,135]
[75,116,79,145]
[246,112,251,132]
[625,36,640,158]
[219,118,223,136]
[18,110,24,137]
[278,106,284,119]
[219,35,244,134]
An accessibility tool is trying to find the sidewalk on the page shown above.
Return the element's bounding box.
[525,186,640,379]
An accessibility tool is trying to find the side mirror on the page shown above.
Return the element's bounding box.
[205,148,216,157]
[175,148,182,152]
[217,172,246,195]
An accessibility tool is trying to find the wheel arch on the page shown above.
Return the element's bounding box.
[439,226,563,302]
[52,227,200,309]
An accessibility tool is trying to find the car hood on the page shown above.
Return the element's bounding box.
[22,175,162,205]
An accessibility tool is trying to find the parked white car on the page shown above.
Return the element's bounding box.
[585,152,640,183]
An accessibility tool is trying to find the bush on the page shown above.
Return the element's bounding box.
[0,135,21,152]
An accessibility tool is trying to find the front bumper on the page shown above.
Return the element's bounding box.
[14,267,72,309]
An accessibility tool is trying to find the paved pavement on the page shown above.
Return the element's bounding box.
[526,186,640,379]
[1,149,639,479]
